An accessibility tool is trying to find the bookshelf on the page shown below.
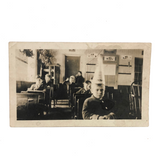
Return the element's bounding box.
[43,65,60,84]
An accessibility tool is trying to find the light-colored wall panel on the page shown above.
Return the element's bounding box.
[104,64,116,75]
[27,49,37,82]
[118,66,132,73]
[118,74,133,85]
[16,58,28,81]
[117,49,143,86]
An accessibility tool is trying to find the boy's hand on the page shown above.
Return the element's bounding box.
[90,114,99,120]
[98,115,110,119]
[99,113,115,119]
[107,112,115,119]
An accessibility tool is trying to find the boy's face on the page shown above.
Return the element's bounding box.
[86,82,91,90]
[78,72,82,76]
[91,84,105,99]
[70,76,75,84]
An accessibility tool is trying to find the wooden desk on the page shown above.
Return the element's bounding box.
[17,92,47,120]
[21,90,45,99]
[17,92,45,107]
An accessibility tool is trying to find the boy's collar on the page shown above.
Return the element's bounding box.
[92,95,103,101]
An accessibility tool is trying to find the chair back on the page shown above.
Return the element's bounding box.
[129,81,142,119]
[74,94,92,119]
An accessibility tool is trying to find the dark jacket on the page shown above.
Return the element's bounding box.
[43,81,53,89]
[82,95,115,120]
[75,76,84,87]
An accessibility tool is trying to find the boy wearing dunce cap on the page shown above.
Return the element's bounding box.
[82,55,115,120]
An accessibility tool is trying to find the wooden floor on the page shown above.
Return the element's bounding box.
[53,99,70,108]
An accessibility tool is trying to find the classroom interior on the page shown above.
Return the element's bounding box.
[16,49,143,120]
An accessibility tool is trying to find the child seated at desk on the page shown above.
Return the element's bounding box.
[76,80,91,95]
[42,74,54,105]
[43,74,53,90]
[63,75,76,94]
[27,75,44,91]
[64,75,76,85]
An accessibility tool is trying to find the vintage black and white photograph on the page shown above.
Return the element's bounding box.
[2,0,160,159]
[9,42,151,127]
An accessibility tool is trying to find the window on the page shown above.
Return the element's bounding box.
[134,58,143,84]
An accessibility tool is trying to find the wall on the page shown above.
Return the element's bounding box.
[16,49,37,82]
[27,49,37,82]
[56,49,87,83]
[117,49,143,86]
[56,49,143,87]
[16,49,28,81]
[16,49,143,87]
[54,51,65,83]
[16,49,37,92]
[16,49,87,84]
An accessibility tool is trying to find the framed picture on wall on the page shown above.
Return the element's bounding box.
[104,56,116,61]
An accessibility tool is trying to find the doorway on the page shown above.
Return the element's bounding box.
[65,56,80,79]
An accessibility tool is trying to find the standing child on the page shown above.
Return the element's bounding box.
[82,55,115,120]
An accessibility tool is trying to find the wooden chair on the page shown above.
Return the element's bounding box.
[68,84,80,108]
[54,83,69,105]
[129,81,142,119]
[73,94,92,119]
[104,86,115,100]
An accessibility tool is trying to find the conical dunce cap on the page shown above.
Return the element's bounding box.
[92,55,105,85]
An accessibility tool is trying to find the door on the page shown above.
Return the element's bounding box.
[65,56,80,79]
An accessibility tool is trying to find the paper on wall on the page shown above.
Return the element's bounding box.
[103,64,116,75]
